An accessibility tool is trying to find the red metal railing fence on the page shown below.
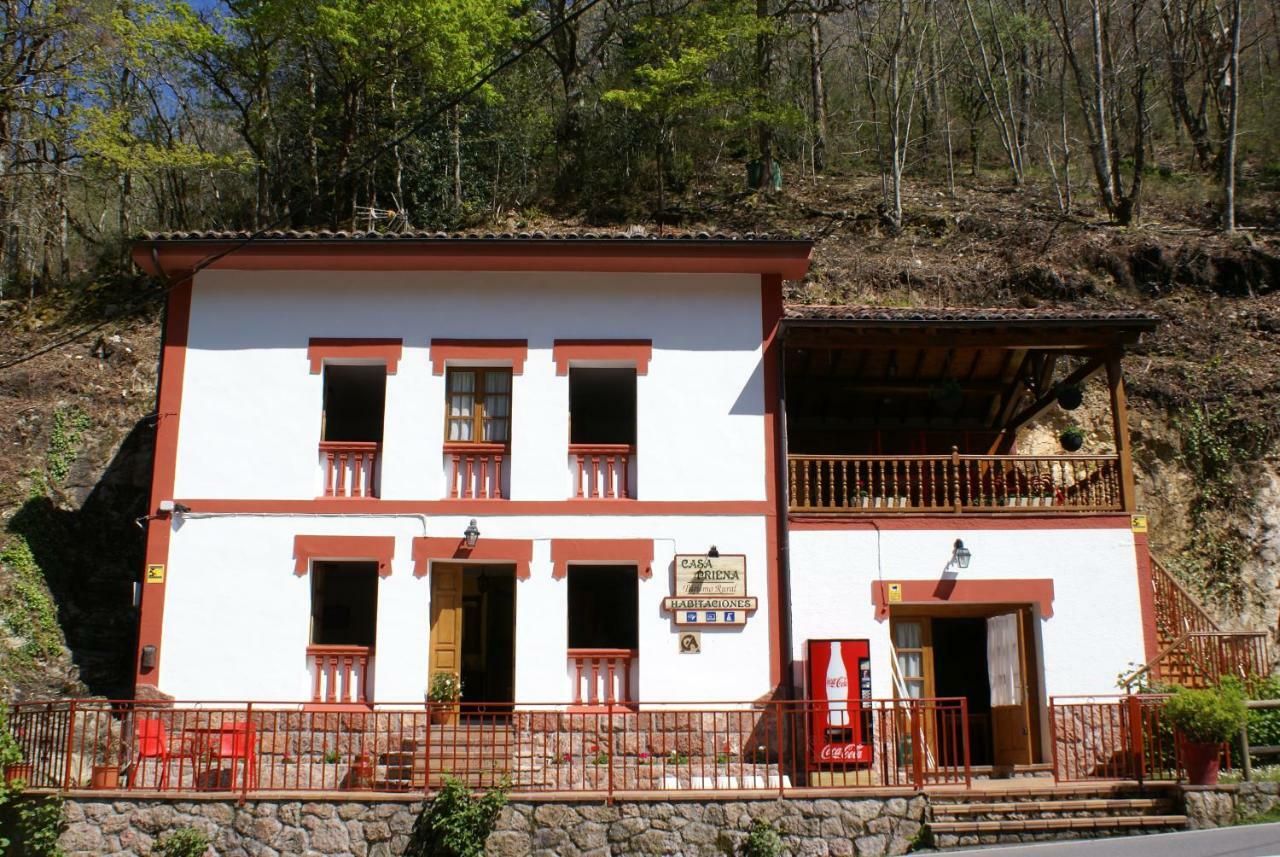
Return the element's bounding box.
[1050,694,1188,784]
[4,698,969,798]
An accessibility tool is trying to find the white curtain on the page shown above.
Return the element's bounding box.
[987,613,1022,707]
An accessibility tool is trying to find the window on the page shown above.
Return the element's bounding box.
[323,365,386,442]
[446,368,512,444]
[567,565,638,649]
[311,562,379,646]
[892,620,931,699]
[569,368,636,445]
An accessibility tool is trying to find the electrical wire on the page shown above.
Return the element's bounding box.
[0,0,609,373]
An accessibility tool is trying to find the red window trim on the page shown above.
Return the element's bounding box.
[550,538,654,580]
[553,340,652,376]
[430,339,528,376]
[870,578,1055,620]
[293,535,395,577]
[308,338,403,374]
[412,537,533,580]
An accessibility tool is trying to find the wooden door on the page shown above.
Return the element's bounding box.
[429,564,464,681]
[989,610,1033,767]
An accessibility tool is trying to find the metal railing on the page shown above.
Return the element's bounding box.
[5,697,969,798]
[788,451,1123,513]
[1050,694,1184,783]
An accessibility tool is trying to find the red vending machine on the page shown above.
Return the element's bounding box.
[807,639,873,765]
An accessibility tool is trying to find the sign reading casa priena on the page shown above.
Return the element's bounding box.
[663,554,757,626]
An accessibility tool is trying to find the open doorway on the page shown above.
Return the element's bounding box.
[891,607,1041,769]
[429,564,516,708]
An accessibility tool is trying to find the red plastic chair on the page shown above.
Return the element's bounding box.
[210,722,257,791]
[132,718,197,789]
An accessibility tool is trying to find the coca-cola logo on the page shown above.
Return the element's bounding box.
[817,744,871,762]
[827,677,848,688]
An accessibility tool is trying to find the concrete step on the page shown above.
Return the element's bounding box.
[930,814,1186,835]
[933,798,1172,817]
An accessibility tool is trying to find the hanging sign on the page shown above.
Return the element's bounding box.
[664,554,754,626]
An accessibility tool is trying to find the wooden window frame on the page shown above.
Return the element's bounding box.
[444,367,513,447]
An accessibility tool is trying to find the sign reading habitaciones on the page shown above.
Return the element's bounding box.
[663,554,757,626]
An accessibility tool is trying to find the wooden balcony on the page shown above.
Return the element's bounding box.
[320,441,379,498]
[571,444,635,499]
[308,645,371,704]
[445,443,507,499]
[568,648,637,707]
[788,451,1124,513]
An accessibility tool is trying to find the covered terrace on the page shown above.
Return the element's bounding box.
[781,306,1159,515]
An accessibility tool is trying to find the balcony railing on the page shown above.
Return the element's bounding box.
[307,645,371,705]
[6,697,970,796]
[445,443,507,499]
[571,444,634,499]
[788,452,1123,513]
[568,649,637,707]
[320,441,379,498]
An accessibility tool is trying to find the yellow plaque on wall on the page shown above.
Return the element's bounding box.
[146,564,165,583]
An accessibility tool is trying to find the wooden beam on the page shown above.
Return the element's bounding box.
[1004,354,1107,435]
[784,328,1147,350]
[1107,352,1137,513]
[993,350,1036,429]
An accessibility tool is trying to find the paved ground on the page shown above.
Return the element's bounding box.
[943,822,1280,855]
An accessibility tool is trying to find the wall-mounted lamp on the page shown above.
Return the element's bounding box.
[140,645,157,671]
[707,545,720,558]
[951,539,972,569]
[463,519,480,549]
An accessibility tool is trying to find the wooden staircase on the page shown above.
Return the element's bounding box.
[1125,556,1271,690]
[928,784,1186,848]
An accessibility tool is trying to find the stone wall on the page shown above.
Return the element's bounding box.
[57,793,927,857]
[1181,782,1280,829]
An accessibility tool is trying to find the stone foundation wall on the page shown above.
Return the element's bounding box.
[57,793,927,857]
[1182,782,1280,829]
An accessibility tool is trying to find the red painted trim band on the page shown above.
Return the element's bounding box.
[308,338,403,374]
[789,514,1133,531]
[553,340,652,375]
[550,539,654,580]
[430,339,527,375]
[871,579,1055,620]
[175,498,770,516]
[293,535,395,577]
[412,537,533,580]
[1133,530,1159,664]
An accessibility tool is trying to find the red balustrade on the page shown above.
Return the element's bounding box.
[307,646,371,704]
[320,441,379,498]
[445,443,506,499]
[569,649,637,707]
[571,444,634,499]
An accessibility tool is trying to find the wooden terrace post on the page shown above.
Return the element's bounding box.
[1106,352,1137,512]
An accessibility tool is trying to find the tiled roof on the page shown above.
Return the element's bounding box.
[140,229,804,242]
[784,305,1160,325]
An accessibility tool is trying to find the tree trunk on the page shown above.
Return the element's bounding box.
[1221,0,1242,231]
[809,13,828,174]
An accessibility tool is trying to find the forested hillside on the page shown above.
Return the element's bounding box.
[0,0,1277,699]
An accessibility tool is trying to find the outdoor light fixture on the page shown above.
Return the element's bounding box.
[708,545,720,558]
[463,519,480,549]
[952,539,972,569]
[140,645,157,671]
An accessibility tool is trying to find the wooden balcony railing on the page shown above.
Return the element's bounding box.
[307,645,371,704]
[1151,556,1220,640]
[788,451,1123,513]
[571,444,635,499]
[445,443,507,499]
[568,648,637,707]
[320,441,379,498]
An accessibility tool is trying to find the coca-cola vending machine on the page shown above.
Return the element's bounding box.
[807,639,873,766]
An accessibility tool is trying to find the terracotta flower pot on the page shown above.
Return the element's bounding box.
[91,764,121,790]
[4,763,33,786]
[428,705,457,726]
[1182,740,1222,786]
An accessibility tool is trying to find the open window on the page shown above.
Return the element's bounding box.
[568,368,636,499]
[320,365,385,498]
[567,565,638,706]
[308,561,378,704]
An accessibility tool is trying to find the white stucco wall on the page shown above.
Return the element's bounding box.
[172,270,767,502]
[159,514,772,704]
[786,525,1145,702]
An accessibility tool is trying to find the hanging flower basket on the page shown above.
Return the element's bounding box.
[1059,427,1085,452]
[1056,384,1084,411]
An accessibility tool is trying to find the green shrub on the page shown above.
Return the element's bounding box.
[742,818,783,857]
[406,776,507,857]
[152,827,211,857]
[428,672,462,703]
[1164,684,1247,743]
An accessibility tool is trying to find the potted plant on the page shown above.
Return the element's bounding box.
[91,734,121,789]
[427,672,462,725]
[4,761,33,786]
[1059,426,1085,452]
[850,489,871,509]
[1163,684,1247,786]
[1056,383,1084,410]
